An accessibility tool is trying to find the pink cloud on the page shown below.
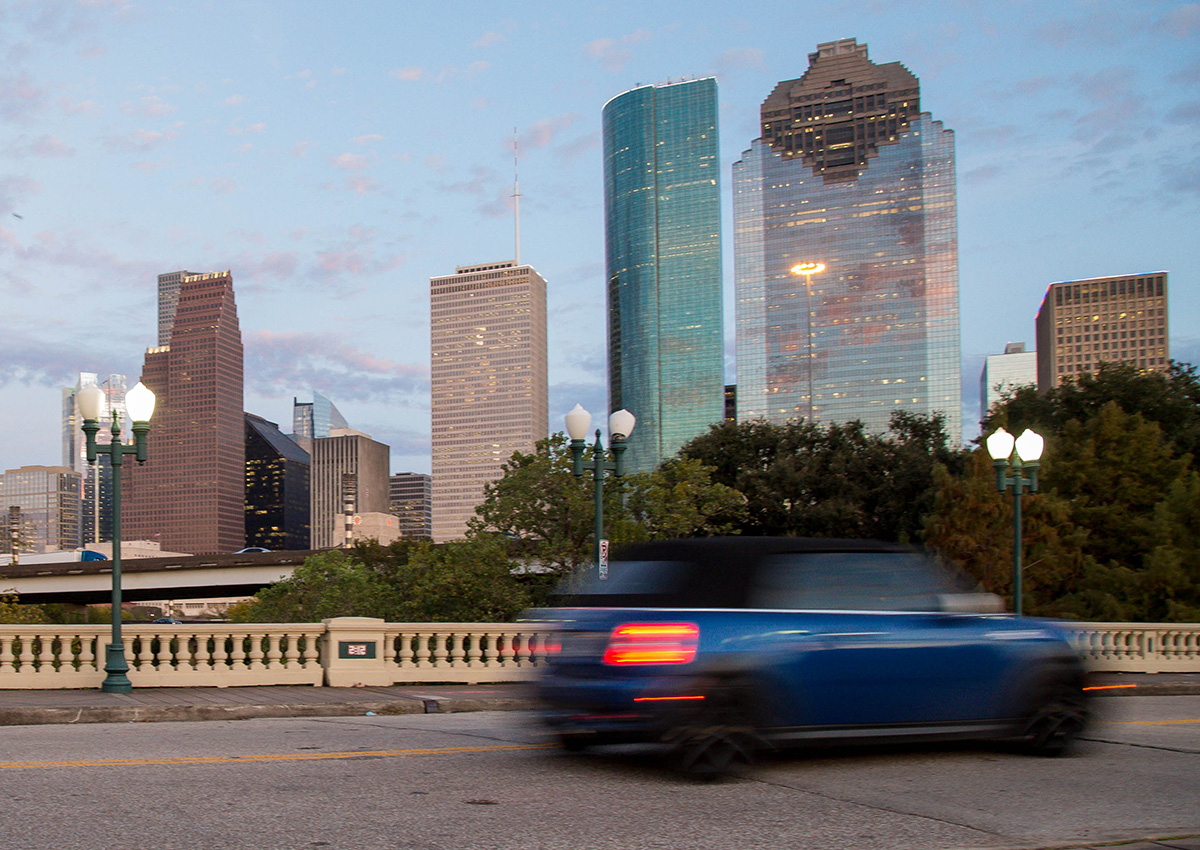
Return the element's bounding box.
[475,31,504,47]
[518,114,581,150]
[5,135,75,158]
[103,128,180,153]
[347,176,379,194]
[120,95,176,117]
[353,134,384,145]
[585,29,651,72]
[389,67,425,81]
[293,140,316,157]
[0,72,48,121]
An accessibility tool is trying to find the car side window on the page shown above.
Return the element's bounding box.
[749,552,949,612]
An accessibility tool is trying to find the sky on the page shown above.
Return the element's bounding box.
[1,0,1198,477]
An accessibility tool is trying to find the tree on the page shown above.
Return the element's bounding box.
[621,457,747,540]
[388,538,530,622]
[229,550,392,623]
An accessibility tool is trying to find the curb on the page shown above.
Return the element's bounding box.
[0,696,540,727]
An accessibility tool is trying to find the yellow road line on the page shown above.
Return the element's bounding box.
[0,743,555,771]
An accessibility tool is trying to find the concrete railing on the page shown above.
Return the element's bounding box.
[1,619,1197,689]
[1068,622,1200,673]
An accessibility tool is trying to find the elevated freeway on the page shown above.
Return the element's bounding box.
[0,550,316,604]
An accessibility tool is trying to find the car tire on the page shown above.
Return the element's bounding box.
[665,678,761,781]
[1023,672,1088,757]
[557,733,591,753]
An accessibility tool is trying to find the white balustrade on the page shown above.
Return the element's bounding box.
[1067,623,1200,673]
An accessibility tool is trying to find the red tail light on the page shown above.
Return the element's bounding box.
[602,623,699,666]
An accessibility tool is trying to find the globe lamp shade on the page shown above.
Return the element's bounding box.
[608,409,636,441]
[564,404,591,441]
[125,382,156,423]
[1014,429,1044,462]
[986,427,1015,461]
[76,384,105,421]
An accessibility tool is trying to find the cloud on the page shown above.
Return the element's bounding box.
[474,31,505,48]
[225,94,246,106]
[517,114,581,150]
[332,152,370,171]
[585,29,652,73]
[389,67,425,81]
[228,121,266,135]
[346,176,379,194]
[120,95,176,117]
[210,177,237,194]
[963,165,1002,185]
[0,175,44,212]
[292,140,316,157]
[557,132,600,162]
[1155,3,1200,36]
[714,47,765,77]
[102,128,180,153]
[1170,59,1200,86]
[4,135,75,158]
[244,329,428,403]
[58,96,98,114]
[353,133,384,145]
[1166,100,1200,125]
[0,72,48,121]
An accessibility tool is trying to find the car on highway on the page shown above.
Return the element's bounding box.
[528,537,1090,778]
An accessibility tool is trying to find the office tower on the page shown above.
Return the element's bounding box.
[125,270,245,554]
[291,391,350,454]
[430,260,548,542]
[310,428,390,548]
[734,39,961,443]
[0,465,82,553]
[62,372,126,544]
[1035,272,1170,389]
[245,413,311,550]
[157,270,192,346]
[979,343,1037,423]
[603,78,725,471]
[389,472,432,539]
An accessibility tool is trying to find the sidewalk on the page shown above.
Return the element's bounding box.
[0,673,1195,727]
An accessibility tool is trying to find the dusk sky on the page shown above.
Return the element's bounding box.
[2,0,1197,476]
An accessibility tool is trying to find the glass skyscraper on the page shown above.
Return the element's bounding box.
[604,78,725,472]
[734,39,961,443]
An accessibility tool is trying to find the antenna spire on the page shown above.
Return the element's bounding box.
[513,127,521,265]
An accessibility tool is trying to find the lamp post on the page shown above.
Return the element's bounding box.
[564,404,635,579]
[77,380,156,693]
[790,261,825,423]
[986,426,1044,617]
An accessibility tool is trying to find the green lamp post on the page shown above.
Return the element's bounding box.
[77,380,156,693]
[565,404,635,580]
[986,426,1044,617]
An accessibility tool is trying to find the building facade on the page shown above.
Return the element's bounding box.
[603,78,725,471]
[291,390,350,455]
[733,38,961,443]
[310,429,390,549]
[389,472,432,539]
[979,343,1037,424]
[1035,272,1170,389]
[124,270,245,554]
[62,372,126,544]
[430,260,548,542]
[245,413,311,551]
[0,465,82,554]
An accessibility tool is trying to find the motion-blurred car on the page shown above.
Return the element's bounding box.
[529,538,1089,778]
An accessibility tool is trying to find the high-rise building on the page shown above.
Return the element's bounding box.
[0,465,82,553]
[157,270,191,347]
[430,260,548,542]
[603,78,725,471]
[389,472,432,539]
[980,343,1037,423]
[733,39,961,443]
[1035,272,1170,390]
[310,428,390,549]
[245,413,311,551]
[125,270,245,554]
[291,390,350,455]
[62,372,126,544]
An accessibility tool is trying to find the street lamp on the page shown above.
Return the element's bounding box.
[77,380,156,693]
[790,261,826,423]
[986,426,1044,617]
[565,404,635,579]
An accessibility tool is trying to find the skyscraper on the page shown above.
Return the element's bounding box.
[0,465,82,553]
[980,343,1037,423]
[1035,272,1169,389]
[310,428,390,549]
[734,39,961,443]
[430,260,548,542]
[291,390,350,454]
[245,413,311,550]
[389,472,432,539]
[125,270,245,554]
[62,372,126,544]
[603,78,725,471]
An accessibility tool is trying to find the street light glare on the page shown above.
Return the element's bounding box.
[1015,429,1044,462]
[790,261,826,276]
[986,427,1015,460]
[125,381,156,423]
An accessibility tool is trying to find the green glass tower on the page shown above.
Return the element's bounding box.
[603,78,724,472]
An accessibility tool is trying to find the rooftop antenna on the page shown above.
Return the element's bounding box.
[512,127,521,266]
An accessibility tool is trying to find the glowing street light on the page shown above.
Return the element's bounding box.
[790,261,826,422]
[986,426,1044,617]
[565,404,635,579]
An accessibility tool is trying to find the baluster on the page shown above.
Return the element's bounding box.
[431,633,448,667]
[415,632,432,668]
[212,633,230,670]
[230,633,247,671]
[397,632,415,668]
[0,634,14,673]
[79,632,96,673]
[17,633,35,673]
[302,632,320,669]
[449,633,465,667]
[266,633,283,670]
[248,632,266,671]
[137,631,154,672]
[466,631,483,668]
[37,632,56,674]
[283,632,300,670]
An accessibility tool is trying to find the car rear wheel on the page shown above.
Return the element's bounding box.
[664,678,761,781]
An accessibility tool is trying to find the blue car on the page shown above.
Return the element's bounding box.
[528,538,1089,778]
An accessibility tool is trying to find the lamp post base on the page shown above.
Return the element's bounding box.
[101,643,133,693]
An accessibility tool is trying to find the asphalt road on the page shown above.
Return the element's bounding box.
[0,696,1196,850]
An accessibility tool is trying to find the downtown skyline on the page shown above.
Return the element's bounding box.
[2,1,1198,477]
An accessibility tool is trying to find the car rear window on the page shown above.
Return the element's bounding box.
[748,552,957,612]
[548,559,690,607]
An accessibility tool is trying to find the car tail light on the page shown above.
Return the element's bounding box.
[602,623,699,666]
